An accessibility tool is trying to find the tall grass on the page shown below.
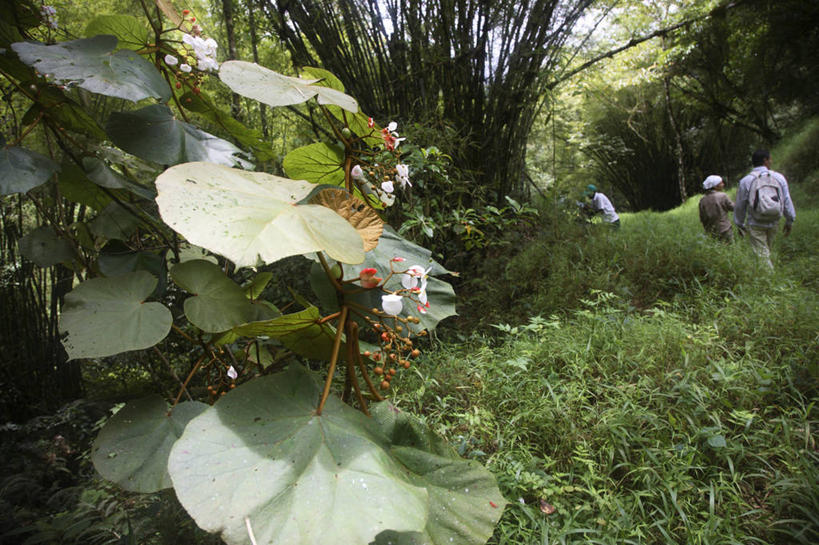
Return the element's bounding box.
[398,159,818,544]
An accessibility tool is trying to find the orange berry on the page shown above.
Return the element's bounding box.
[175,82,182,89]
[190,17,196,22]
[182,9,190,15]
[388,368,396,376]
[411,349,421,358]
[380,380,390,390]
[402,361,410,369]
[373,353,381,361]
[374,366,384,375]
[389,353,397,361]
[363,350,371,357]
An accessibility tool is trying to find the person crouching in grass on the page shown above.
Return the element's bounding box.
[699,175,734,243]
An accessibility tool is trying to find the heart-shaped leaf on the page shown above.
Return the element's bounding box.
[107,104,252,168]
[369,403,507,545]
[168,365,428,545]
[170,260,276,332]
[310,188,383,252]
[12,35,170,102]
[283,142,345,186]
[0,145,58,195]
[155,162,365,267]
[92,397,207,492]
[59,271,172,360]
[219,60,358,113]
[18,225,75,267]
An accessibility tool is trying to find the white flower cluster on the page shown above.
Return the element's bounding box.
[350,162,410,207]
[380,261,431,317]
[40,5,58,29]
[182,34,219,72]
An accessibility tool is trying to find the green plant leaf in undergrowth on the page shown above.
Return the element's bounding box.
[369,403,507,545]
[243,271,274,299]
[154,162,365,268]
[219,60,359,113]
[12,35,170,102]
[178,243,218,264]
[82,157,155,200]
[57,162,112,211]
[0,145,59,195]
[89,201,141,241]
[59,271,172,360]
[106,104,252,168]
[92,396,207,492]
[180,90,276,162]
[170,259,276,333]
[23,86,107,140]
[707,434,727,448]
[84,15,149,51]
[229,305,342,361]
[18,225,75,267]
[283,142,345,186]
[98,243,165,279]
[167,365,428,545]
[310,227,457,334]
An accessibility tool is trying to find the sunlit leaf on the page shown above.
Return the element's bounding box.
[219,60,358,112]
[168,365,428,545]
[59,271,172,360]
[107,104,252,168]
[92,397,207,492]
[155,162,365,267]
[0,145,58,195]
[84,15,149,51]
[170,260,276,332]
[12,35,170,102]
[283,142,345,186]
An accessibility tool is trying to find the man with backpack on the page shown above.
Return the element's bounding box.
[734,149,796,268]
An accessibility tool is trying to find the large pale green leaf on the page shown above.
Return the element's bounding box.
[0,145,58,195]
[107,104,252,168]
[310,227,457,333]
[170,260,275,332]
[12,35,170,102]
[370,403,507,545]
[181,90,276,162]
[283,142,345,186]
[219,60,359,113]
[168,365,428,545]
[155,162,365,267]
[84,15,149,51]
[59,271,172,360]
[92,397,207,492]
[19,226,75,267]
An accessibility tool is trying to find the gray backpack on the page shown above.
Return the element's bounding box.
[748,170,783,222]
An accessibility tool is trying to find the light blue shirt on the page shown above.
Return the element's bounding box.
[591,192,619,223]
[734,166,795,229]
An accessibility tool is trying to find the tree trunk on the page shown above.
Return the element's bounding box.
[221,0,241,118]
[663,73,686,202]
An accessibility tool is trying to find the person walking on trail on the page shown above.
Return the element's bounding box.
[734,149,796,268]
[583,184,620,228]
[699,175,734,243]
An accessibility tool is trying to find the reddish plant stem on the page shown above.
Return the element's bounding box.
[317,305,348,415]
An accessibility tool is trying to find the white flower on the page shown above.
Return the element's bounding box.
[351,165,364,178]
[401,265,428,290]
[381,294,403,316]
[227,366,238,380]
[180,63,192,73]
[387,121,398,132]
[197,56,220,72]
[40,5,58,29]
[396,164,409,178]
[381,180,394,193]
[380,192,395,206]
[164,54,179,66]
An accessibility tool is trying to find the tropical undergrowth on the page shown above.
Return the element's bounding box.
[394,172,818,543]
